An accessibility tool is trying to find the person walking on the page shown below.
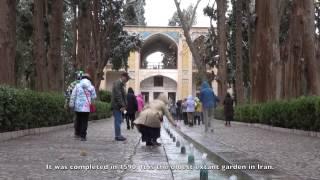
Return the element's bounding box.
[182,98,188,125]
[136,93,145,117]
[111,72,131,141]
[194,97,203,125]
[69,73,97,141]
[200,81,219,132]
[223,92,234,127]
[169,101,177,120]
[186,95,195,127]
[64,70,83,137]
[134,93,177,146]
[176,100,182,121]
[126,87,138,130]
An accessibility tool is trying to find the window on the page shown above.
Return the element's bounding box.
[141,92,149,103]
[154,76,163,87]
[153,92,161,99]
[168,92,176,103]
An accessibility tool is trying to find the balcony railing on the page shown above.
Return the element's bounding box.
[141,62,177,69]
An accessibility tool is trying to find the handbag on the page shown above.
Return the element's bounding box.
[83,88,96,113]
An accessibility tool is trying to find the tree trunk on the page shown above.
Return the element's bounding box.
[303,0,320,96]
[72,0,78,69]
[173,0,207,82]
[271,0,284,100]
[283,0,320,98]
[217,0,228,101]
[47,0,64,91]
[251,0,281,103]
[77,1,91,71]
[235,0,245,104]
[283,0,304,98]
[33,0,48,91]
[0,0,16,86]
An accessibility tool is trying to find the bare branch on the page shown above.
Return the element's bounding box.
[173,0,207,81]
[189,0,202,28]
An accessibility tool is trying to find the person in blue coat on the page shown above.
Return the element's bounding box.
[199,81,219,132]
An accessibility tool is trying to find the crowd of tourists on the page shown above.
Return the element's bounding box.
[65,71,234,146]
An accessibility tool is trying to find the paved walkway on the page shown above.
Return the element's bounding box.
[0,119,173,180]
[177,119,320,180]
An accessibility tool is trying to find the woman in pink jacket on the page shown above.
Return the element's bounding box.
[136,94,145,115]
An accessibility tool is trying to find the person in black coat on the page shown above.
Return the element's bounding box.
[126,87,138,129]
[176,100,182,121]
[223,93,234,127]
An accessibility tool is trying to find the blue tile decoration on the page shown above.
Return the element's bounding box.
[139,31,180,43]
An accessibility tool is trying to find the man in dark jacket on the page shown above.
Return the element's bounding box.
[200,81,219,132]
[111,72,131,141]
[126,87,138,130]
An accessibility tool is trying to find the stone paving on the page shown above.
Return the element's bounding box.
[2,117,318,180]
[0,119,173,180]
[177,119,320,180]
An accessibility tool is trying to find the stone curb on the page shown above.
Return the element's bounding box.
[0,118,110,142]
[174,126,300,180]
[172,126,254,180]
[228,120,320,138]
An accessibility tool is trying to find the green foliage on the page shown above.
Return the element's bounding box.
[232,97,320,131]
[124,0,146,25]
[0,86,111,133]
[99,90,112,103]
[101,0,141,71]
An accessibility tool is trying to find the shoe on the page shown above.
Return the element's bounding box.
[80,137,87,141]
[115,136,127,141]
[74,135,81,139]
[146,141,153,146]
[127,127,130,130]
[152,141,161,146]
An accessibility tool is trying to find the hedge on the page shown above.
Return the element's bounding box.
[99,90,112,103]
[215,96,320,132]
[0,86,111,133]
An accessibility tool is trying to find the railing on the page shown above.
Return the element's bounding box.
[141,62,177,69]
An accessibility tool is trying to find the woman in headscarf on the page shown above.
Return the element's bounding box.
[69,73,97,141]
[126,87,138,130]
[136,93,145,116]
[186,95,195,127]
[134,93,177,146]
[223,92,234,126]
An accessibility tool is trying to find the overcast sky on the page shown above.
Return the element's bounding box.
[144,0,211,27]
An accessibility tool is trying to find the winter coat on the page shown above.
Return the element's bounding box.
[69,78,97,112]
[127,92,138,114]
[111,79,127,111]
[199,81,219,109]
[186,95,195,112]
[136,94,144,112]
[182,101,187,112]
[223,96,234,119]
[134,94,175,128]
[195,98,202,112]
[169,103,177,114]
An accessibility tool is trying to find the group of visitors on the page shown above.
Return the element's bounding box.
[65,70,234,146]
[110,73,177,145]
[171,81,234,131]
